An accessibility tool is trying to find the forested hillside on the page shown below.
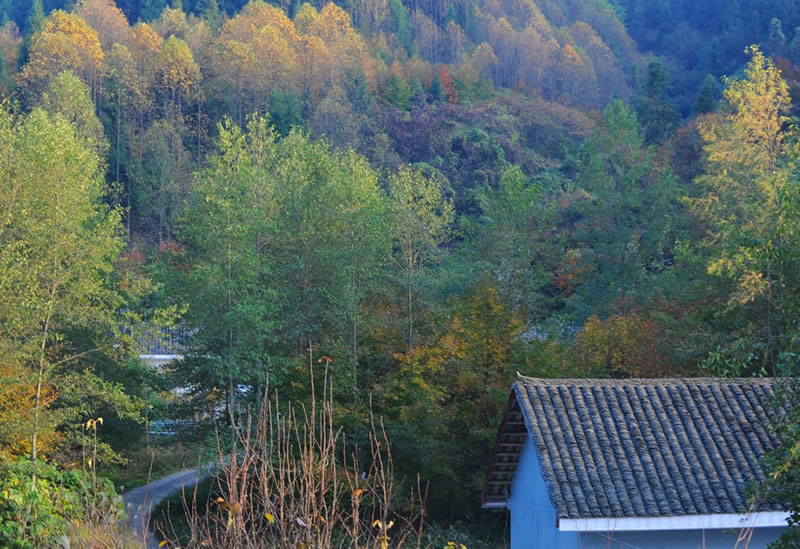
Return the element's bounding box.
[0,0,799,546]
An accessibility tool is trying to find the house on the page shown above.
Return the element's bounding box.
[482,376,790,548]
[137,325,187,368]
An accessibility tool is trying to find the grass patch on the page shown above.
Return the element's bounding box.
[105,437,204,491]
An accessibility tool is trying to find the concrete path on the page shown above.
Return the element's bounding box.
[123,468,205,549]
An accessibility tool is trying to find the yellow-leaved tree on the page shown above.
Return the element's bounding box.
[692,45,798,373]
[152,35,201,112]
[19,10,104,102]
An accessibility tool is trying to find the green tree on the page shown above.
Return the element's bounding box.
[388,166,454,350]
[103,43,137,236]
[635,60,679,143]
[139,0,168,21]
[173,116,279,414]
[384,73,412,110]
[428,70,443,101]
[268,89,302,136]
[790,26,800,65]
[175,117,391,409]
[694,73,718,114]
[0,47,6,96]
[0,105,136,462]
[762,376,800,548]
[266,129,390,358]
[38,70,107,157]
[197,0,222,33]
[133,119,193,245]
[388,0,411,54]
[567,99,684,322]
[469,165,561,323]
[26,0,43,35]
[766,17,787,58]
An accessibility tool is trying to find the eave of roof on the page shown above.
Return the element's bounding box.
[558,511,790,532]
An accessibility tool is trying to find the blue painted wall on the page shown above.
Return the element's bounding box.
[508,437,578,549]
[508,437,786,549]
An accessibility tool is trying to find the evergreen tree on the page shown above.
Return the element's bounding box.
[790,26,800,65]
[428,71,443,102]
[0,48,5,90]
[702,36,723,75]
[694,74,718,114]
[635,61,679,144]
[410,77,424,103]
[567,99,683,321]
[384,73,412,110]
[269,89,302,136]
[766,17,787,58]
[139,0,168,21]
[446,4,456,24]
[472,75,494,101]
[388,0,412,55]
[26,0,44,35]
[197,0,221,32]
[344,65,370,113]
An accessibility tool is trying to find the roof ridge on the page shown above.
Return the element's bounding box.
[514,375,777,386]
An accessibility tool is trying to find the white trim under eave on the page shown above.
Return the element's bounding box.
[482,501,508,509]
[139,354,184,360]
[558,511,790,532]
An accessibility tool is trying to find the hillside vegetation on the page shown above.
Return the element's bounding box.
[0,0,799,546]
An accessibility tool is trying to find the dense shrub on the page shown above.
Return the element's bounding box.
[0,459,124,548]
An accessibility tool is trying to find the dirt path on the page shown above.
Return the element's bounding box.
[123,468,205,548]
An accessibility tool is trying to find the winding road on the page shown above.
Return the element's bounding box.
[123,468,205,549]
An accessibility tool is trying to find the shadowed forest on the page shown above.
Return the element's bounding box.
[0,0,799,546]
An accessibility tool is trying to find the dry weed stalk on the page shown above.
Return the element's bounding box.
[165,360,425,548]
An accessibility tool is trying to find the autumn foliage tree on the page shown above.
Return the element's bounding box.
[575,312,674,377]
[383,283,530,518]
[152,35,200,112]
[692,46,800,374]
[73,0,129,52]
[19,10,104,102]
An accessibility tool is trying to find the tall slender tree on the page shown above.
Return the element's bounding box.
[692,46,798,373]
[387,166,454,350]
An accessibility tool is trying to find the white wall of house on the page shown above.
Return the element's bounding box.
[508,438,786,549]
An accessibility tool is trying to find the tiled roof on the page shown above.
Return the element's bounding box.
[483,376,786,518]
